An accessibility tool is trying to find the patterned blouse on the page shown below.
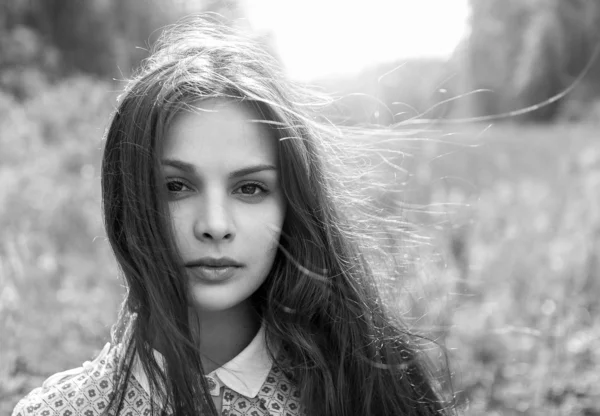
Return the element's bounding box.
[11,326,304,416]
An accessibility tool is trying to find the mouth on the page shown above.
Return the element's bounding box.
[185,257,243,283]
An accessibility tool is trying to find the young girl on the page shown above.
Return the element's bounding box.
[12,16,453,416]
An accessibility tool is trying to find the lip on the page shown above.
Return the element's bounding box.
[187,265,238,283]
[185,257,244,268]
[185,257,243,283]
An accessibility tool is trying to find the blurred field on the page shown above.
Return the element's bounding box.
[1,77,599,416]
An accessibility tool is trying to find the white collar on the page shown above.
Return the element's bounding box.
[132,323,273,399]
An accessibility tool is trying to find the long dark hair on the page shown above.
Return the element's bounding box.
[101,15,454,416]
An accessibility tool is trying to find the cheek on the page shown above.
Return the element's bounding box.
[167,203,195,253]
[240,201,285,252]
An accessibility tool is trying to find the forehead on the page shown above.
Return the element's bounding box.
[162,99,277,167]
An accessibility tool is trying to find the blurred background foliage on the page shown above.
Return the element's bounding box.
[1,1,600,415]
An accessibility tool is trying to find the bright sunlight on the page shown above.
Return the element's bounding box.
[243,0,469,81]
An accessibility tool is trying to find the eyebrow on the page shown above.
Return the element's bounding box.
[161,159,277,178]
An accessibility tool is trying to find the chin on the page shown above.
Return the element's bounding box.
[189,287,248,312]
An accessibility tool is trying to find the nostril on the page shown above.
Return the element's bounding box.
[202,232,233,240]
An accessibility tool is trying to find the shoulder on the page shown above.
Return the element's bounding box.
[11,343,151,416]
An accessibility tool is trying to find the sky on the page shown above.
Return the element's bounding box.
[243,0,470,81]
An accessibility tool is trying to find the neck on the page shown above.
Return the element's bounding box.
[190,300,261,374]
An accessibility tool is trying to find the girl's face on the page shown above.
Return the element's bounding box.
[161,99,285,312]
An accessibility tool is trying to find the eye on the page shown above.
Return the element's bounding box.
[165,179,191,194]
[234,182,268,197]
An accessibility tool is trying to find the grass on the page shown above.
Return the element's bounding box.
[1,78,599,415]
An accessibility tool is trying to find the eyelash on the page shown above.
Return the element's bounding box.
[165,179,191,194]
[234,181,269,196]
[164,179,269,198]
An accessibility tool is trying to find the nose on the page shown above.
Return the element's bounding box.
[194,192,235,242]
